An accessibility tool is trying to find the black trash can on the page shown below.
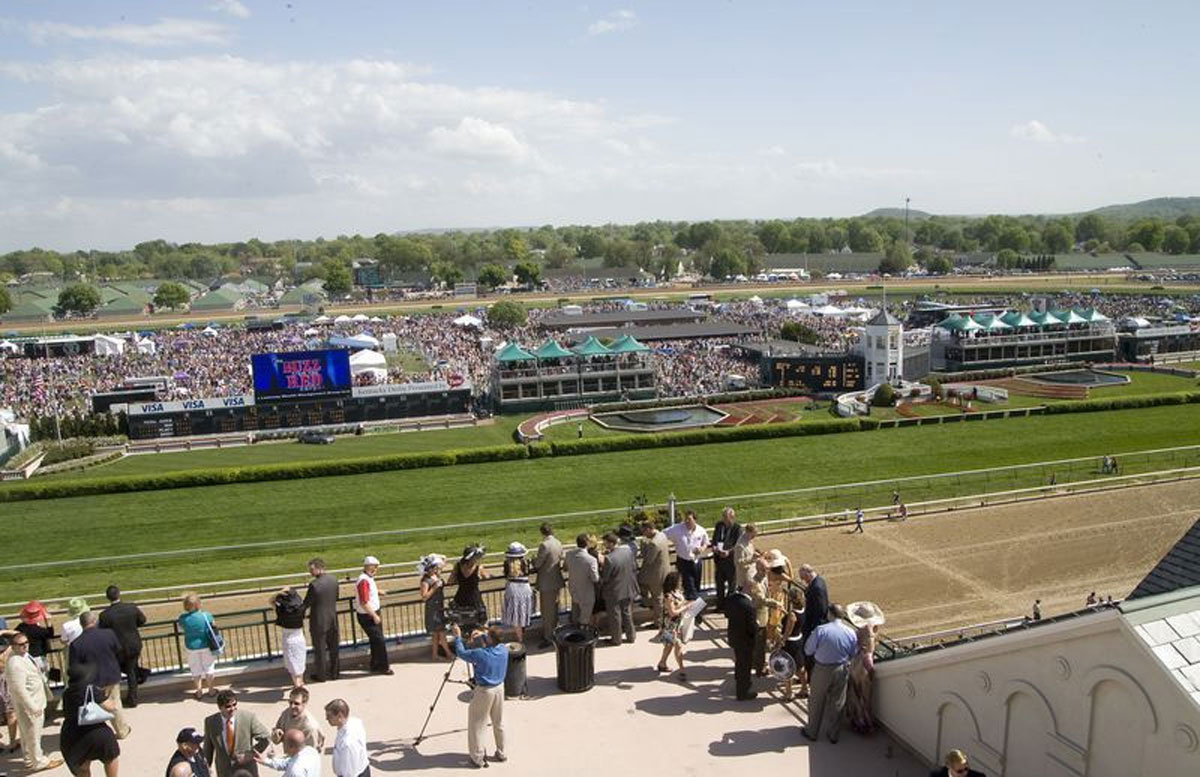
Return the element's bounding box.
[554,625,598,693]
[504,642,527,698]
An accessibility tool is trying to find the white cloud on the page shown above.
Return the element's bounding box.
[1009,119,1086,144]
[209,0,250,19]
[428,117,530,162]
[23,17,231,47]
[587,9,637,36]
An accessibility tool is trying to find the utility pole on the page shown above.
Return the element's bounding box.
[904,197,911,245]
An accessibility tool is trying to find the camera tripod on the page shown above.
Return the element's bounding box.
[413,648,476,747]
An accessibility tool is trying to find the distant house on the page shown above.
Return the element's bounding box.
[190,286,245,312]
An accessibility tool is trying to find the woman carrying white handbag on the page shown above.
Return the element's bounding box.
[61,663,121,776]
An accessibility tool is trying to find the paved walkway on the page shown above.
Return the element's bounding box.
[5,616,926,776]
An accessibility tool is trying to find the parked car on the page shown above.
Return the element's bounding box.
[298,430,335,444]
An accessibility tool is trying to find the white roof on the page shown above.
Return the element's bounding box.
[453,313,483,328]
[352,313,370,322]
[349,349,387,368]
[313,315,331,323]
[334,314,352,323]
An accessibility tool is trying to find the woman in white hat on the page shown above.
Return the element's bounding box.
[501,542,533,643]
[418,554,450,661]
[845,601,885,734]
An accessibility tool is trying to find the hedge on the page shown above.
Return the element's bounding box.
[5,391,1199,504]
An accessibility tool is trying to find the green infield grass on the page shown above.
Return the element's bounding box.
[8,403,1200,602]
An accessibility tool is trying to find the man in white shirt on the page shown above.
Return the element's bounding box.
[256,728,321,777]
[324,698,371,777]
[663,510,709,601]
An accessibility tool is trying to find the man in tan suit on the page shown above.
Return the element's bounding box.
[203,689,271,777]
[3,634,63,771]
[638,521,671,628]
[532,522,565,649]
[733,523,759,590]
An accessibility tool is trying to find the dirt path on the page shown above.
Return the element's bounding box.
[762,478,1200,637]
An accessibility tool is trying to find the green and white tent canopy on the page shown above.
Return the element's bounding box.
[495,341,536,362]
[974,313,1012,330]
[1029,310,1064,326]
[533,339,575,360]
[572,336,613,356]
[936,313,985,332]
[1054,309,1089,325]
[1001,311,1038,327]
[1077,308,1110,323]
[607,334,651,353]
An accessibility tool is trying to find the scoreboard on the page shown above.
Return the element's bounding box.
[763,355,864,393]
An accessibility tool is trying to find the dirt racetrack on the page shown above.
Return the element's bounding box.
[764,478,1200,637]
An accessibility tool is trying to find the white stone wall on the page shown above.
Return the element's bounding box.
[874,611,1200,775]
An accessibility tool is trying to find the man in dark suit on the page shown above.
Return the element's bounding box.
[302,557,340,682]
[70,610,131,738]
[532,522,565,649]
[798,564,829,696]
[600,532,641,645]
[98,584,146,706]
[203,689,270,777]
[725,584,758,700]
[711,507,742,608]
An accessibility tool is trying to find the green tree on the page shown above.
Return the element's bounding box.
[878,241,913,274]
[756,221,791,253]
[872,383,896,407]
[847,223,884,253]
[477,263,508,288]
[0,286,10,316]
[514,261,541,286]
[779,321,819,344]
[996,226,1031,253]
[1074,214,1108,244]
[1162,225,1190,255]
[924,253,953,274]
[577,230,606,258]
[503,234,529,264]
[152,281,190,310]
[376,235,433,273]
[708,245,747,279]
[995,248,1018,268]
[544,244,574,269]
[430,262,464,288]
[57,284,102,316]
[1126,219,1165,252]
[487,299,527,328]
[1042,223,1073,254]
[321,261,352,296]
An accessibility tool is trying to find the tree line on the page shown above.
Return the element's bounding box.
[3,211,1200,296]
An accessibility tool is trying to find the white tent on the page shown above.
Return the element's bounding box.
[814,304,845,317]
[135,337,156,355]
[381,332,398,353]
[352,313,370,322]
[334,314,352,324]
[369,316,384,322]
[201,326,220,338]
[352,332,380,347]
[349,349,388,376]
[784,299,809,312]
[302,328,320,337]
[94,334,126,356]
[453,314,483,328]
[748,296,764,306]
[313,315,332,324]
[0,340,18,353]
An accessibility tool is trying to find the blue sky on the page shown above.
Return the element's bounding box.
[1,1,1197,251]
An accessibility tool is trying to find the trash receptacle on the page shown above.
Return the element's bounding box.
[504,642,527,698]
[554,625,597,693]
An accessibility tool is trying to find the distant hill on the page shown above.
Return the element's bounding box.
[1081,197,1200,222]
[861,207,933,220]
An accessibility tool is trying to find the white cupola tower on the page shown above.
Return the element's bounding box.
[863,308,904,385]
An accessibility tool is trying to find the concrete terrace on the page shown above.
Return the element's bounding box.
[8,618,925,777]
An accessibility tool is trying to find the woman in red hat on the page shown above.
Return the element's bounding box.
[15,602,53,672]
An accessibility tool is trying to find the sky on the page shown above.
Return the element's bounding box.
[1,1,1198,252]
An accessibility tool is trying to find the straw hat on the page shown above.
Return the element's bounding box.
[762,549,790,570]
[846,601,886,628]
[20,600,48,625]
[505,542,528,558]
[66,597,90,618]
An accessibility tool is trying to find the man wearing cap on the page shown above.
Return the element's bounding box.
[302,558,340,683]
[70,610,132,739]
[802,604,859,744]
[99,584,147,707]
[600,532,640,645]
[532,523,564,650]
[4,632,63,772]
[354,556,391,675]
[168,727,211,777]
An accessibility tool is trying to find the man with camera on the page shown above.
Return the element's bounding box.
[448,623,508,769]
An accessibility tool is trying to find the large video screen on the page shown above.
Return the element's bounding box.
[251,349,353,402]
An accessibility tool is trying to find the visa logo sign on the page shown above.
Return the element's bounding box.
[222,397,246,407]
[182,399,205,409]
[139,402,164,412]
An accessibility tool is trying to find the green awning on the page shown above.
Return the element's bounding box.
[534,339,574,359]
[608,334,651,353]
[974,313,1011,330]
[1077,307,1109,322]
[936,314,983,332]
[1001,311,1038,327]
[572,336,613,356]
[1030,310,1063,326]
[495,342,536,362]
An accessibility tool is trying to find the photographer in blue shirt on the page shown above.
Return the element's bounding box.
[449,623,508,769]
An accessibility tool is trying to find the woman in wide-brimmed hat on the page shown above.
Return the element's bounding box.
[501,542,533,643]
[15,601,54,670]
[449,545,489,627]
[417,554,451,660]
[845,601,886,734]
